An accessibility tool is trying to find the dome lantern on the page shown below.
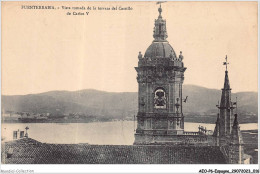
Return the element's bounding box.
[143,3,177,59]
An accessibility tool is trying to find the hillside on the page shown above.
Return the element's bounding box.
[2,85,258,123]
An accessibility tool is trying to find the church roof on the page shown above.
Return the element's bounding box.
[223,71,231,90]
[231,114,244,144]
[3,138,227,164]
[220,56,232,109]
[213,113,220,137]
[219,70,232,109]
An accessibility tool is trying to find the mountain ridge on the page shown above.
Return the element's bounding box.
[2,84,257,96]
[2,85,258,122]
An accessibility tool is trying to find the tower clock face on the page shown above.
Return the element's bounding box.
[154,88,166,109]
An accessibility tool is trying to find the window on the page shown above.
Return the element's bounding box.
[154,88,166,109]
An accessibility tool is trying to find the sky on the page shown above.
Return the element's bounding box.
[1,1,258,95]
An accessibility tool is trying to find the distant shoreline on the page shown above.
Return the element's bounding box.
[2,115,258,124]
[2,119,258,125]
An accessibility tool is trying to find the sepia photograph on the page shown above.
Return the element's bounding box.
[1,0,259,173]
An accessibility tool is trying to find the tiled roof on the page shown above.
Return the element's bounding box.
[2,138,227,164]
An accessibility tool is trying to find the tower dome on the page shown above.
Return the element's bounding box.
[144,42,177,59]
[144,4,177,59]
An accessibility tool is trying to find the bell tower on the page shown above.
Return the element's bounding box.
[134,4,187,145]
[217,56,235,145]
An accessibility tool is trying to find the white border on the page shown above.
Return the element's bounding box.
[0,0,259,173]
[1,164,260,174]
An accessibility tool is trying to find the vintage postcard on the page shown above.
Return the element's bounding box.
[1,1,259,173]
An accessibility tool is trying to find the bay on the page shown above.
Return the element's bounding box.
[1,121,258,145]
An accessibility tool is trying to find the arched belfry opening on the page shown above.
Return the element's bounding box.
[154,87,167,109]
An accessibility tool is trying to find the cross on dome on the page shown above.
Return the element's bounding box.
[223,55,229,71]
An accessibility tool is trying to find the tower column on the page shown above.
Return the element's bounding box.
[134,3,186,145]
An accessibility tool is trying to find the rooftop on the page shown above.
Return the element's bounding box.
[2,138,227,164]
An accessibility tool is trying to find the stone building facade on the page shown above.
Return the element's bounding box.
[134,4,187,145]
[134,4,250,164]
